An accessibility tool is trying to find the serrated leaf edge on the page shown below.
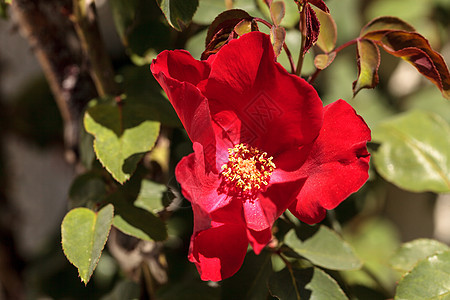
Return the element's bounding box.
[61,205,114,285]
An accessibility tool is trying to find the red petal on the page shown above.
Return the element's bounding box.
[242,199,270,231]
[175,143,233,213]
[204,32,323,156]
[247,228,272,254]
[240,173,305,231]
[189,223,248,281]
[151,51,217,158]
[151,50,210,86]
[290,100,371,224]
[258,175,306,224]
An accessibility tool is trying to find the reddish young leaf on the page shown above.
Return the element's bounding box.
[376,31,450,99]
[360,16,415,39]
[202,9,256,60]
[312,6,337,53]
[309,0,329,13]
[353,39,380,96]
[264,0,273,7]
[303,4,320,55]
[205,9,252,46]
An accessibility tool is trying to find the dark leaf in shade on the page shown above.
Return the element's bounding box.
[201,9,257,60]
[155,0,199,31]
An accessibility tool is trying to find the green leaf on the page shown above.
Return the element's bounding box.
[120,65,180,127]
[394,251,450,300]
[79,124,96,169]
[353,39,380,96]
[69,172,106,209]
[156,0,199,31]
[285,226,362,270]
[341,218,401,291]
[256,0,299,28]
[135,179,167,213]
[404,86,450,124]
[269,267,348,300]
[84,99,160,184]
[222,251,273,300]
[312,6,337,53]
[372,110,450,193]
[61,204,114,284]
[390,239,450,273]
[110,189,167,242]
[109,0,172,57]
[109,0,138,45]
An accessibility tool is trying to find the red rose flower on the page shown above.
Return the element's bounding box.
[151,32,370,281]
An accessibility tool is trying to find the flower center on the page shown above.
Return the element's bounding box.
[220,143,276,199]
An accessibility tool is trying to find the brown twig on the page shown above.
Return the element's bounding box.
[71,0,119,97]
[10,0,98,163]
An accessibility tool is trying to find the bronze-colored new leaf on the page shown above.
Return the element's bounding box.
[376,31,450,99]
[270,1,285,27]
[353,39,380,96]
[302,4,320,55]
[270,26,286,58]
[360,16,415,39]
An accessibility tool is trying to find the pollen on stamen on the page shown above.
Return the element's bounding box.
[219,143,276,199]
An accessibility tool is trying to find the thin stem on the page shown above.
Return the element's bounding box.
[296,36,306,76]
[283,43,296,74]
[308,38,359,84]
[327,209,342,235]
[307,68,321,84]
[295,3,307,76]
[361,265,393,297]
[278,252,301,300]
[334,38,358,54]
[72,0,119,97]
[254,17,272,29]
[254,17,296,74]
[11,0,97,162]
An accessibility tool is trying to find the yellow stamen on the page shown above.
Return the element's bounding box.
[220,143,276,199]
